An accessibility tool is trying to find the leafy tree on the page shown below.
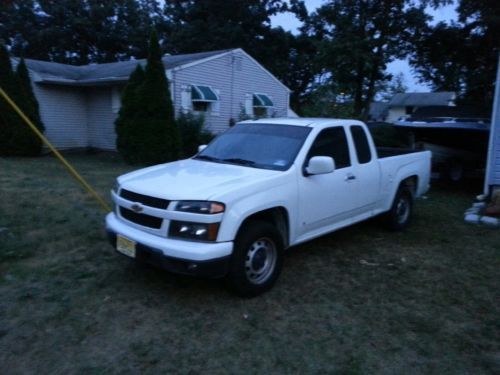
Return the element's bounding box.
[305,0,429,119]
[0,0,162,64]
[115,31,180,165]
[379,72,409,101]
[410,0,500,110]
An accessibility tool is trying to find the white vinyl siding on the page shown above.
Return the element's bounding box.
[173,50,289,133]
[486,57,500,188]
[87,87,118,150]
[33,85,88,149]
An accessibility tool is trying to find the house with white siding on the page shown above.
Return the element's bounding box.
[13,49,292,150]
[484,55,500,195]
[386,92,456,123]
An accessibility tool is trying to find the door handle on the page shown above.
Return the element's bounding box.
[345,174,356,181]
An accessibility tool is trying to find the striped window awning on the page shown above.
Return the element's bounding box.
[253,93,273,107]
[191,85,219,102]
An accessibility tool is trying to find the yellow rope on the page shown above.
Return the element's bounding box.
[0,87,111,212]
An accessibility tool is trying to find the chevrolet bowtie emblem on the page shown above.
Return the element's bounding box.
[130,203,144,213]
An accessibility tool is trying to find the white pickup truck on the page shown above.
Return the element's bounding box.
[106,118,431,296]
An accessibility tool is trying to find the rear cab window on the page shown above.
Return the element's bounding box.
[350,125,372,164]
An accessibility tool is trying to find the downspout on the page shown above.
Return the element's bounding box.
[483,54,500,195]
[230,53,235,123]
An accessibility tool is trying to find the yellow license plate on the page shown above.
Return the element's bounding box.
[116,235,136,258]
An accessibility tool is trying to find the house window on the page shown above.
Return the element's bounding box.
[193,101,209,112]
[111,87,122,113]
[245,93,274,118]
[185,84,220,115]
[253,107,267,117]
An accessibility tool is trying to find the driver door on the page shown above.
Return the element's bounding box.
[298,126,358,237]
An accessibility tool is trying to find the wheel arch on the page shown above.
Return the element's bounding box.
[400,175,418,199]
[235,206,290,248]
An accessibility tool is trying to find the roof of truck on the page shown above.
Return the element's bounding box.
[240,118,365,127]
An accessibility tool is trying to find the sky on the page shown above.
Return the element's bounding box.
[270,0,458,92]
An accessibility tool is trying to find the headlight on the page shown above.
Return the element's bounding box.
[169,221,220,242]
[175,201,225,214]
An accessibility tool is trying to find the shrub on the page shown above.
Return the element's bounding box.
[177,112,214,158]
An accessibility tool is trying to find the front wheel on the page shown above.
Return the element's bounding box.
[226,221,284,297]
[385,187,413,231]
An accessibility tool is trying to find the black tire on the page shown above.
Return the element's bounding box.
[385,187,413,231]
[444,160,464,183]
[226,220,284,297]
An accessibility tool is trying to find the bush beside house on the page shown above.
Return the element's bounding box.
[0,45,44,156]
[177,112,213,158]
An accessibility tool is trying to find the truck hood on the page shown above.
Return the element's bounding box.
[118,159,283,201]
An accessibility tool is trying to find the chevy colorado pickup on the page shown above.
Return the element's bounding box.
[106,118,431,296]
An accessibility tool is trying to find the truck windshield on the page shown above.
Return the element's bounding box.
[194,123,312,171]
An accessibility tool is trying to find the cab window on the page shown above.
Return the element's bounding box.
[307,127,351,169]
[350,125,372,164]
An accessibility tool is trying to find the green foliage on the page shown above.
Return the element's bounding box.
[115,65,145,161]
[176,112,214,158]
[0,46,44,156]
[0,0,161,64]
[115,31,180,165]
[299,85,355,118]
[378,72,408,101]
[0,44,16,154]
[410,0,500,110]
[306,0,429,118]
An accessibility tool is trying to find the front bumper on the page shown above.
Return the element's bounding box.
[105,213,233,278]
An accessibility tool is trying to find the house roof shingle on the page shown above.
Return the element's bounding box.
[19,49,234,86]
[389,92,456,107]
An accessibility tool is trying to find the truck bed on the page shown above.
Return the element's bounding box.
[377,147,422,159]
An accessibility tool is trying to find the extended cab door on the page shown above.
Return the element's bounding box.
[348,124,381,213]
[297,126,358,236]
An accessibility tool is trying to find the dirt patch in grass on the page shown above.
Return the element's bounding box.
[0,154,499,374]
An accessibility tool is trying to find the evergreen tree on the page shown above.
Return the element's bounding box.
[0,47,45,156]
[115,31,180,164]
[115,64,145,162]
[0,44,17,155]
[10,57,45,155]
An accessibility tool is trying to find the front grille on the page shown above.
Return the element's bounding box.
[120,189,169,209]
[119,207,163,229]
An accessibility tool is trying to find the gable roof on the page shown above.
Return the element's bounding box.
[18,49,234,86]
[389,92,456,107]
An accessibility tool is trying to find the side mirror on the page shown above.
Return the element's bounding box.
[198,145,207,153]
[305,156,335,175]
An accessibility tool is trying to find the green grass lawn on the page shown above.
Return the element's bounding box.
[1,153,499,374]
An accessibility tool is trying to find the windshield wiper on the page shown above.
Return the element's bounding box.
[221,158,257,166]
[194,155,222,162]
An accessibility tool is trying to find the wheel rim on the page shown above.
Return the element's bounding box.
[396,196,410,224]
[244,237,277,285]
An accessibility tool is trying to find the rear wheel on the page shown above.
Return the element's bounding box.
[386,187,413,231]
[226,221,284,297]
[444,160,464,183]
